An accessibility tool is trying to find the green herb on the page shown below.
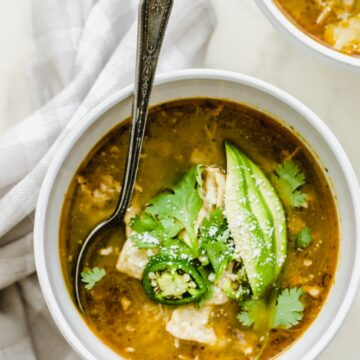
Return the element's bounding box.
[141,166,203,253]
[199,208,234,281]
[130,213,182,249]
[81,267,106,290]
[159,238,194,260]
[273,288,304,329]
[130,166,203,254]
[237,310,253,327]
[238,288,305,330]
[237,299,269,330]
[296,227,313,249]
[272,160,307,208]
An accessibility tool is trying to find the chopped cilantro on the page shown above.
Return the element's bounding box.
[273,288,304,329]
[272,160,307,208]
[237,287,305,330]
[296,227,313,249]
[199,208,234,281]
[81,267,106,290]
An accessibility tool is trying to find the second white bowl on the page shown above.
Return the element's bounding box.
[256,0,360,70]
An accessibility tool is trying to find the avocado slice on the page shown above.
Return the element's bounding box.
[224,143,287,298]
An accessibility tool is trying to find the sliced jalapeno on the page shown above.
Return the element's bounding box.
[142,254,207,305]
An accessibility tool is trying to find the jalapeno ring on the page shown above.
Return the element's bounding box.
[142,254,207,305]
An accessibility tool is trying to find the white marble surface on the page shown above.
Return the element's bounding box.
[1,0,359,358]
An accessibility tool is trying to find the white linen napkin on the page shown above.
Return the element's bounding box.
[0,0,215,358]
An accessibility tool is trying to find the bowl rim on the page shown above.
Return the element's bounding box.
[255,0,360,70]
[34,68,360,360]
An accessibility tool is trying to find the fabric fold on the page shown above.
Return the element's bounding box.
[0,0,215,358]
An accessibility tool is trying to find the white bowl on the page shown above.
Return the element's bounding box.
[256,0,360,70]
[34,69,360,360]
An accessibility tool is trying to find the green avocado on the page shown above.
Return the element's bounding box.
[224,143,287,298]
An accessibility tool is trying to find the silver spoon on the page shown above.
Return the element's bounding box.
[75,0,174,312]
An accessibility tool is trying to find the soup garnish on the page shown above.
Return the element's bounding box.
[60,98,339,359]
[275,0,360,56]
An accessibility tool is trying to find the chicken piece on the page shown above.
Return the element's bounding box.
[196,166,226,231]
[324,13,360,54]
[316,0,357,24]
[166,305,217,345]
[116,240,152,279]
[202,166,226,211]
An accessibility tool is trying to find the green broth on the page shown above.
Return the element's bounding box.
[60,98,339,359]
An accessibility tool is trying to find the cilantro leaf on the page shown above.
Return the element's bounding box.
[159,238,194,260]
[272,160,307,208]
[237,299,269,330]
[146,166,203,252]
[130,213,182,248]
[296,227,313,249]
[81,267,106,290]
[130,212,158,233]
[273,288,304,329]
[199,209,234,281]
[237,288,305,330]
[237,311,253,327]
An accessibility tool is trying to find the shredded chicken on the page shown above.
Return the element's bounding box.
[116,240,153,279]
[196,166,226,232]
[324,13,360,54]
[76,174,120,209]
[166,305,217,345]
[316,0,357,24]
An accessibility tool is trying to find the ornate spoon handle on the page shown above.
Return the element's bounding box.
[113,0,173,221]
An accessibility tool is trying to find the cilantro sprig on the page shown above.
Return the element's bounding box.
[237,287,305,330]
[237,299,269,330]
[199,208,234,281]
[130,166,203,255]
[81,267,106,290]
[273,288,304,329]
[272,160,307,208]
